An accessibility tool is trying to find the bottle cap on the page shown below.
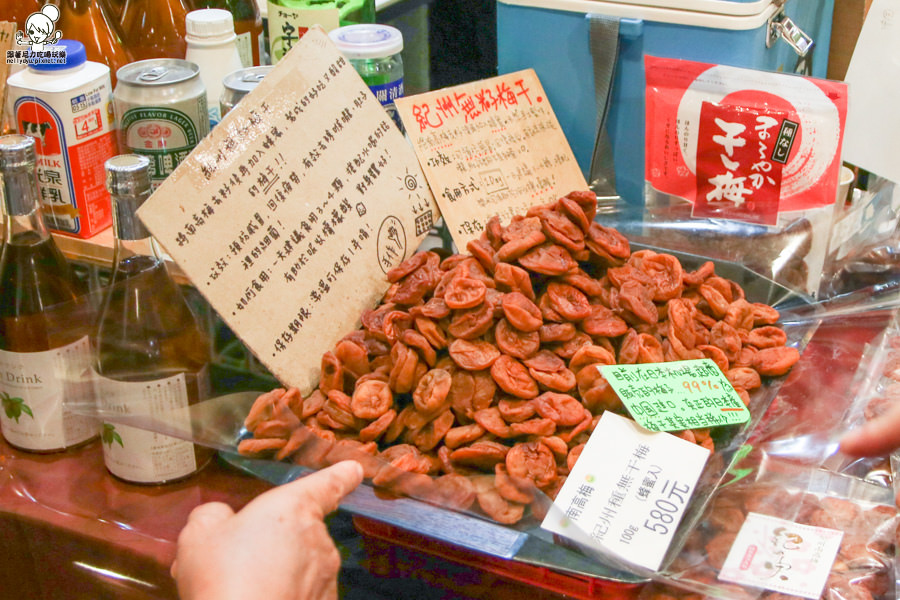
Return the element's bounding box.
[186,9,236,42]
[0,134,36,170]
[105,154,152,198]
[0,135,38,216]
[329,25,403,60]
[29,39,87,72]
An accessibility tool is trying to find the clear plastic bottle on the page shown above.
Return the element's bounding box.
[329,24,404,131]
[0,134,96,453]
[93,153,213,484]
[185,8,244,128]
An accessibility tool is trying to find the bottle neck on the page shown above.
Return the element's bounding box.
[113,235,166,268]
[111,190,162,262]
[2,166,51,242]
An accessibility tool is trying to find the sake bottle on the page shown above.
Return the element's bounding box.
[0,134,96,452]
[93,154,213,484]
[267,0,375,63]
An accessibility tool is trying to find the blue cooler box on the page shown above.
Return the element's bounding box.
[497,0,834,206]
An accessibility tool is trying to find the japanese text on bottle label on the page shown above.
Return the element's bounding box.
[96,371,198,483]
[0,336,96,451]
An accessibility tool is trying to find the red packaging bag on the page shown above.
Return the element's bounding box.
[645,56,847,213]
[644,56,849,296]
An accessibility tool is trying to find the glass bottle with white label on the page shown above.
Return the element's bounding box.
[93,154,213,484]
[0,134,96,453]
[267,0,375,63]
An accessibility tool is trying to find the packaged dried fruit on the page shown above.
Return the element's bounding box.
[640,56,849,297]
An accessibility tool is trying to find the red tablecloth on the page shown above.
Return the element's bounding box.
[0,438,272,599]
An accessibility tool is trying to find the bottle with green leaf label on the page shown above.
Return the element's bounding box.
[0,135,96,453]
[92,154,213,484]
[267,0,375,63]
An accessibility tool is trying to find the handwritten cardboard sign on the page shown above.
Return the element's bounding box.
[601,359,750,432]
[395,69,587,250]
[138,27,438,395]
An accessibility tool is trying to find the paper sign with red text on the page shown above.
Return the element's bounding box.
[138,28,438,395]
[395,69,587,250]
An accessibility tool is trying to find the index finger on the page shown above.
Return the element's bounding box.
[283,460,364,519]
[840,401,900,457]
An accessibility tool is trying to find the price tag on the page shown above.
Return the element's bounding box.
[394,69,587,251]
[600,358,750,432]
[541,411,709,571]
[718,512,843,599]
[138,28,438,395]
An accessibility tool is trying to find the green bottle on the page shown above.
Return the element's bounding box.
[267,0,375,63]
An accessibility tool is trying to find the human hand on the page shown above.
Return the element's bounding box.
[840,400,900,458]
[172,460,364,600]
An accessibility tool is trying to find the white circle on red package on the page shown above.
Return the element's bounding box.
[676,66,840,201]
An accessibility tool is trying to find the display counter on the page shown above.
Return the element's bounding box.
[0,437,592,599]
[1,309,894,600]
[0,437,269,599]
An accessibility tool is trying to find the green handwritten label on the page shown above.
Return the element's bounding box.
[600,358,750,432]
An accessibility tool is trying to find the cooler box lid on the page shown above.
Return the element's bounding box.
[497,0,783,29]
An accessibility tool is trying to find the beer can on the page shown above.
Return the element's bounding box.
[114,59,209,190]
[220,65,273,117]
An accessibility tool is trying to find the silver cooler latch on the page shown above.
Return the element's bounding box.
[767,10,814,56]
[767,9,815,74]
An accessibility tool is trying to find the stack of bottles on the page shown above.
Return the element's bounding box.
[0,134,214,484]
